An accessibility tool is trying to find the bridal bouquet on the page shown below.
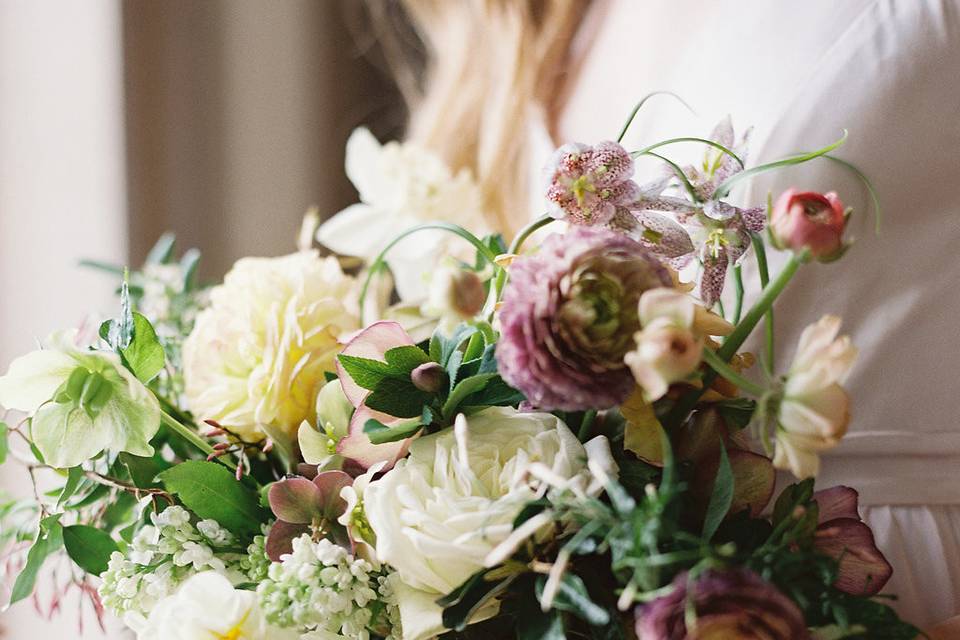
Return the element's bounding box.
[0,100,920,640]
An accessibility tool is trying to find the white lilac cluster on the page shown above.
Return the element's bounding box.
[98,506,243,618]
[240,525,272,583]
[257,534,400,639]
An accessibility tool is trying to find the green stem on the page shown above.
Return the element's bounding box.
[751,233,774,375]
[358,222,499,314]
[484,215,556,319]
[664,252,804,428]
[615,91,695,143]
[732,265,744,324]
[638,152,701,202]
[701,348,766,396]
[160,410,237,470]
[632,137,744,169]
[578,410,597,442]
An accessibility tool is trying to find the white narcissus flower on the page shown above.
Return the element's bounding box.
[624,288,733,401]
[182,251,358,442]
[362,407,612,640]
[131,571,296,640]
[316,128,490,301]
[0,329,160,468]
[773,315,857,479]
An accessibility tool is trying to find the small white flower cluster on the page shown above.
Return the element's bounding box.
[241,525,272,583]
[258,535,400,640]
[99,506,243,618]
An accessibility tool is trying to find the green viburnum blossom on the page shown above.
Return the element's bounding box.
[0,330,160,468]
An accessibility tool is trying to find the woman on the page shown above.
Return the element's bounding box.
[377,0,960,630]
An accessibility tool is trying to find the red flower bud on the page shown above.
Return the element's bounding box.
[770,188,848,260]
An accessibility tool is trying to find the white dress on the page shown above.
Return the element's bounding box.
[559,0,960,628]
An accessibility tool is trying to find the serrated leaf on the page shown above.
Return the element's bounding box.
[123,312,165,383]
[9,515,62,605]
[63,525,117,575]
[442,373,495,418]
[702,442,734,540]
[383,345,431,373]
[158,461,267,538]
[460,376,523,408]
[337,354,400,391]
[365,377,432,419]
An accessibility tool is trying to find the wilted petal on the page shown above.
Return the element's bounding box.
[815,518,893,596]
[728,449,776,517]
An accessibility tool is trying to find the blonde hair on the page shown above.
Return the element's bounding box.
[371,0,591,236]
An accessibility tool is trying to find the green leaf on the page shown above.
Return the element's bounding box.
[517,597,566,640]
[158,461,267,538]
[9,515,63,605]
[537,573,610,625]
[57,466,84,508]
[146,232,177,264]
[120,451,168,488]
[0,422,8,465]
[716,397,757,430]
[122,313,165,383]
[430,324,479,369]
[364,377,432,419]
[337,354,400,391]
[363,418,422,445]
[459,376,524,409]
[440,568,517,632]
[62,525,118,575]
[702,442,735,540]
[383,345,431,373]
[442,373,495,418]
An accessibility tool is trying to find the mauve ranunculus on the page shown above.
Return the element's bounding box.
[770,188,848,260]
[635,569,809,640]
[497,227,670,411]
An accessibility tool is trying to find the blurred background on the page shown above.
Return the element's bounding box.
[0,1,405,635]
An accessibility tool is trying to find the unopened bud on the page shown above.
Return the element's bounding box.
[411,362,445,393]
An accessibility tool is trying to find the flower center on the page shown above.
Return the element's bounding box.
[53,366,115,420]
[209,607,252,640]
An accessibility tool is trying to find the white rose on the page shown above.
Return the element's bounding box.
[316,128,489,301]
[182,251,358,441]
[131,571,296,640]
[773,315,857,478]
[363,407,602,639]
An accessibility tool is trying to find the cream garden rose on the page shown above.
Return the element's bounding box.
[773,315,857,478]
[363,407,607,640]
[183,251,358,441]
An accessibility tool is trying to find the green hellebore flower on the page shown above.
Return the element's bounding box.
[297,379,352,468]
[0,330,160,468]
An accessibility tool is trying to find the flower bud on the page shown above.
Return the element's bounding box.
[410,362,444,393]
[425,265,486,321]
[770,188,848,260]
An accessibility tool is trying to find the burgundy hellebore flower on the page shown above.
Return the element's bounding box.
[265,470,352,561]
[813,485,893,596]
[496,227,671,411]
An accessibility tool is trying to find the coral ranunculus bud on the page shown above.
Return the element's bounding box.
[770,188,848,260]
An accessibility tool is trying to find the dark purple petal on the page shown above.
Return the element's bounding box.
[313,470,352,521]
[813,486,861,523]
[265,520,310,562]
[741,206,767,233]
[699,248,728,308]
[815,518,893,596]
[268,477,322,524]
